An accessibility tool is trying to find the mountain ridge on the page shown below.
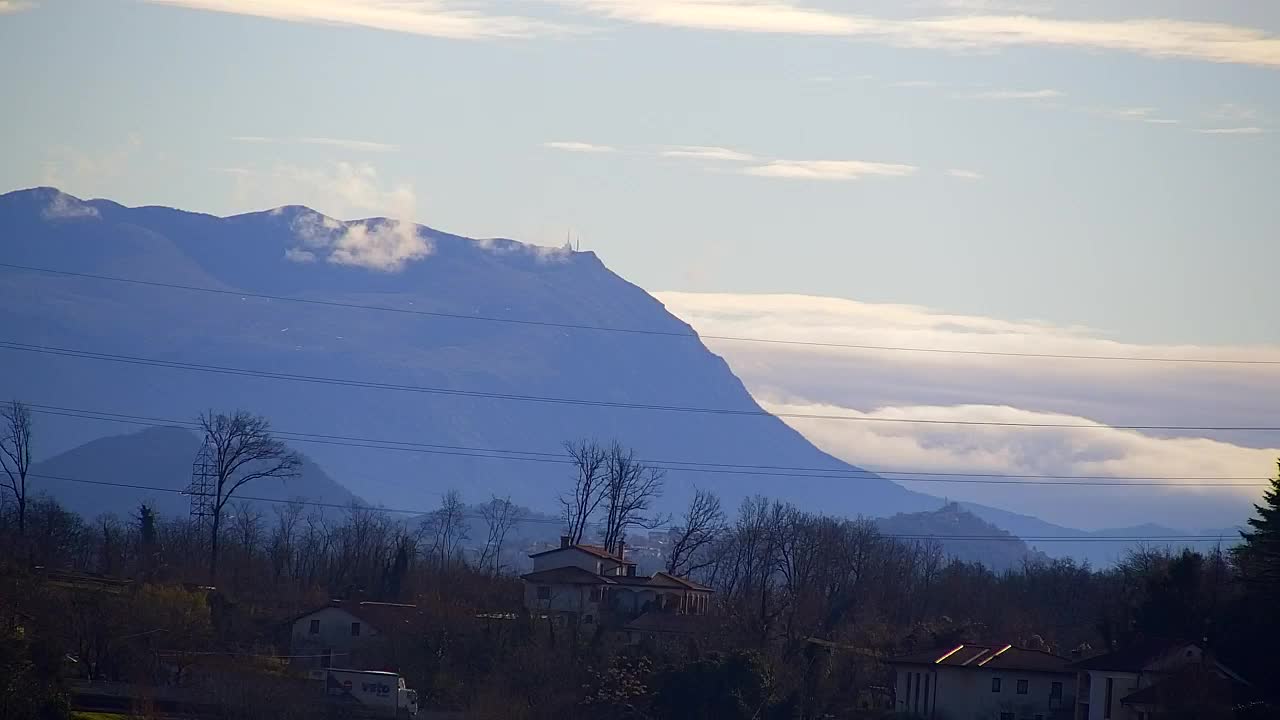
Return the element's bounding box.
[0,186,1217,566]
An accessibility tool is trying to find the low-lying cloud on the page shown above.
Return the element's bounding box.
[654,291,1280,529]
[223,160,431,272]
[41,191,101,220]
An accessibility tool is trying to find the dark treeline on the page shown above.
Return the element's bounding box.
[1,407,1278,719]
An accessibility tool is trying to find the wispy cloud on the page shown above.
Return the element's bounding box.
[561,1,1280,68]
[231,135,399,152]
[143,0,558,40]
[741,159,918,181]
[962,88,1062,100]
[543,141,617,153]
[0,1,33,13]
[299,137,399,152]
[947,169,983,180]
[660,145,757,162]
[1209,103,1260,122]
[890,80,938,88]
[1195,127,1267,135]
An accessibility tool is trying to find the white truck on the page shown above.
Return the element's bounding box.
[322,668,419,719]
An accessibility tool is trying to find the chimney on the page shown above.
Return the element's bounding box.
[560,535,570,549]
[617,541,626,562]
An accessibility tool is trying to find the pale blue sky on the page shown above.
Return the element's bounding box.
[2,0,1278,345]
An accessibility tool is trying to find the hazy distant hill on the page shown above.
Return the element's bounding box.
[877,503,1050,572]
[29,426,360,520]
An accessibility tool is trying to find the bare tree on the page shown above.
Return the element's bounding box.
[198,410,301,582]
[666,489,726,576]
[600,442,666,555]
[560,440,608,545]
[421,489,469,568]
[0,400,33,542]
[477,495,517,574]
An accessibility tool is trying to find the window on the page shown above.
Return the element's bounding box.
[350,622,361,637]
[999,713,1014,720]
[1050,682,1063,699]
[308,619,320,635]
[1017,679,1029,695]
[583,614,594,624]
[537,585,551,600]
[589,587,601,602]
[321,650,332,669]
[1104,678,1114,719]
[992,677,1002,693]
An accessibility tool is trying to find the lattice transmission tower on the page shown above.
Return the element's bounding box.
[187,439,216,523]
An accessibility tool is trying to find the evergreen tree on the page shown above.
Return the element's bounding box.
[1235,460,1280,590]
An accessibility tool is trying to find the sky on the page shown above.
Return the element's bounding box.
[1,0,1278,530]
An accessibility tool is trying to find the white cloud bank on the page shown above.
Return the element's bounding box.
[142,0,1280,68]
[654,291,1280,529]
[561,1,1280,68]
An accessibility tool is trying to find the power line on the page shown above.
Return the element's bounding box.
[25,403,1272,487]
[25,471,1240,544]
[4,262,1277,367]
[6,341,1278,432]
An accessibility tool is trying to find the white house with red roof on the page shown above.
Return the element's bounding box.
[889,643,1076,720]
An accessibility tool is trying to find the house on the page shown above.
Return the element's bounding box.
[1069,639,1250,720]
[521,536,713,626]
[889,643,1076,720]
[287,600,423,672]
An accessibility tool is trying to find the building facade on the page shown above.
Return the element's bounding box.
[1070,640,1248,720]
[890,644,1075,720]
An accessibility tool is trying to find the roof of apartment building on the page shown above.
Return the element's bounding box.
[891,644,1072,673]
